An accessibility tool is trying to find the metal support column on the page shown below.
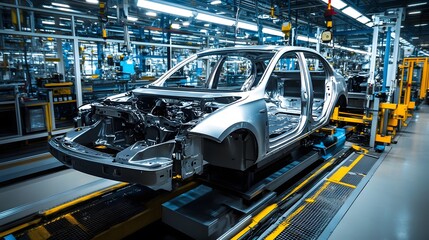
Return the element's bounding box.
[72,16,83,107]
[14,86,22,136]
[97,43,103,75]
[48,90,56,130]
[368,16,380,148]
[56,38,65,77]
[382,27,391,92]
[387,8,403,103]
[381,27,392,136]
[255,0,263,45]
[166,18,172,70]
[14,0,21,31]
[291,28,295,46]
[123,0,132,53]
[73,40,82,107]
[0,10,4,50]
[380,27,391,137]
[316,27,321,53]
[367,16,379,109]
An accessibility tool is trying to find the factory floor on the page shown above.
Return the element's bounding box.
[3,104,429,239]
[329,104,429,239]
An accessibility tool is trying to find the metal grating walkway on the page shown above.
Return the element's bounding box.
[261,146,381,240]
[18,185,149,240]
[3,181,197,240]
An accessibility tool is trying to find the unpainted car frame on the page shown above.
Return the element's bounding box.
[49,46,347,191]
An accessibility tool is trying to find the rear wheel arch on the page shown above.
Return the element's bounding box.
[202,128,259,171]
[336,94,347,110]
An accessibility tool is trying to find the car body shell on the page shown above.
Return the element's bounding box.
[49,46,347,190]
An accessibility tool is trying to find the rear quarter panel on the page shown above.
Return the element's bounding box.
[189,98,268,159]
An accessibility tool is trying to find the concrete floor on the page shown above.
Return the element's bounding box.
[329,104,429,240]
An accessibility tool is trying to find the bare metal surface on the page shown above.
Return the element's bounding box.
[50,46,347,190]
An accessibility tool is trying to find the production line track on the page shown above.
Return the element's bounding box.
[226,144,386,240]
[1,143,386,240]
[0,146,348,239]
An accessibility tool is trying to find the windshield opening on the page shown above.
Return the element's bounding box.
[159,51,274,92]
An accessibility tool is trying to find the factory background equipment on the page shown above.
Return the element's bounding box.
[1,0,429,239]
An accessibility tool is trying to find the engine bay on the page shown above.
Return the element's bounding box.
[78,92,241,154]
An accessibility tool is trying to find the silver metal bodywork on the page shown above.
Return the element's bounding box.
[49,46,347,190]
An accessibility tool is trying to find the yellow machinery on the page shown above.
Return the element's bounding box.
[331,104,403,146]
[329,10,429,148]
[330,64,416,146]
[399,57,429,107]
[375,57,429,143]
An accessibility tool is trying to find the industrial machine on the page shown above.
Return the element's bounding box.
[1,1,428,239]
[2,126,371,240]
[330,8,415,150]
[399,57,429,106]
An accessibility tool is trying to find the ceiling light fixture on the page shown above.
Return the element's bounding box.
[412,37,419,39]
[415,23,428,27]
[324,1,372,28]
[171,23,181,29]
[182,21,190,26]
[297,35,319,44]
[407,2,427,7]
[137,0,193,17]
[52,3,70,8]
[408,11,421,15]
[127,16,138,21]
[336,45,370,55]
[42,4,80,13]
[42,20,55,25]
[237,22,258,31]
[321,0,347,10]
[210,0,222,5]
[356,16,371,24]
[196,13,235,26]
[58,7,80,13]
[342,6,362,19]
[262,28,284,37]
[86,0,99,4]
[146,11,157,17]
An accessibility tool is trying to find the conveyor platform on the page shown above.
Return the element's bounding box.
[1,127,389,240]
[246,145,386,240]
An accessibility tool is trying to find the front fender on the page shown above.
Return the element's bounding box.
[190,99,268,157]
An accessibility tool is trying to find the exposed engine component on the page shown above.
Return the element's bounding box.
[78,92,238,154]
